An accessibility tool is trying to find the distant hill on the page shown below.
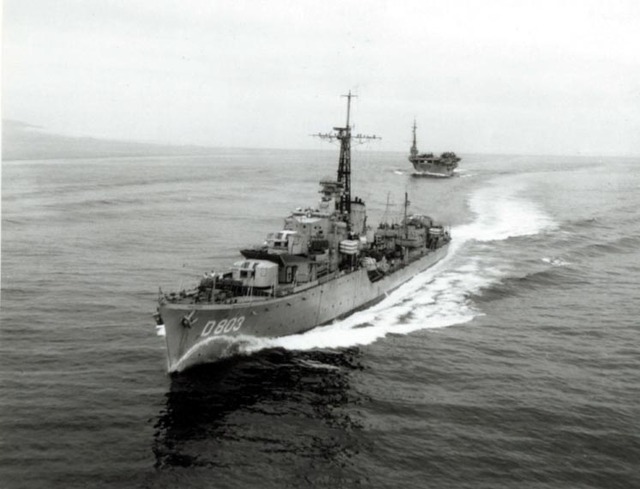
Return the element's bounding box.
[2,120,215,161]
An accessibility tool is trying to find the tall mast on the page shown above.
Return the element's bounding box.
[344,91,353,128]
[314,91,380,219]
[337,91,354,215]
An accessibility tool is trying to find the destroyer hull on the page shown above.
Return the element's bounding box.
[160,245,448,372]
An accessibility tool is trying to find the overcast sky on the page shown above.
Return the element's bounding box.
[3,0,640,155]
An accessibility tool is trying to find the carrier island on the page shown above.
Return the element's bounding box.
[155,93,451,373]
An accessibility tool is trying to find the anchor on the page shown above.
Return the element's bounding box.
[180,310,199,328]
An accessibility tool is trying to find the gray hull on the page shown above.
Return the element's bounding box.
[411,161,456,177]
[160,245,448,372]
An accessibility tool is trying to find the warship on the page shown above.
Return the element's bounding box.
[155,93,451,373]
[408,120,460,177]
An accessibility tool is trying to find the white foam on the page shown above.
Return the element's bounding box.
[456,181,557,242]
[542,256,571,266]
[170,334,250,372]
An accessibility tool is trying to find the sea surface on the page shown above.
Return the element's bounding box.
[1,146,639,488]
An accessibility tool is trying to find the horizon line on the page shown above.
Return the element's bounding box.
[3,119,639,160]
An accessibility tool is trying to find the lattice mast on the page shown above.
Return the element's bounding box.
[336,91,354,215]
[314,91,379,216]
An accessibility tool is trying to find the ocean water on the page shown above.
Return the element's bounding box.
[1,147,639,488]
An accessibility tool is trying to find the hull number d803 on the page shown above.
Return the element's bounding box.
[201,316,245,336]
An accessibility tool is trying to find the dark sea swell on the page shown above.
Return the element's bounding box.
[1,150,639,488]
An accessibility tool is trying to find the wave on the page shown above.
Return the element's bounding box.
[1,218,28,226]
[63,197,147,209]
[471,266,583,303]
[456,181,557,242]
[571,234,640,258]
[563,217,601,231]
[542,256,572,267]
